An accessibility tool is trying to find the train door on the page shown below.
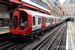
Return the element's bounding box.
[45,17,49,28]
[48,17,50,27]
[32,16,36,32]
[36,16,42,31]
[41,16,45,30]
[57,18,58,24]
[53,18,55,26]
[13,10,19,33]
[50,18,53,27]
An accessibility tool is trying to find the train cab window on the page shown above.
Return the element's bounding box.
[38,18,41,24]
[33,17,35,25]
[19,11,27,30]
[10,12,13,29]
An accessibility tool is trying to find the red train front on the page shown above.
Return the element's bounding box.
[9,8,32,40]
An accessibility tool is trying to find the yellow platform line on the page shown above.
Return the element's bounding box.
[68,22,75,50]
[70,23,75,35]
[0,30,9,34]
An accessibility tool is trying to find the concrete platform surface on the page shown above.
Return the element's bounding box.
[0,28,9,34]
[66,22,75,50]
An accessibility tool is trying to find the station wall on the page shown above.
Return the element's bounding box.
[22,0,48,9]
[30,0,48,9]
[0,4,9,27]
[0,4,9,18]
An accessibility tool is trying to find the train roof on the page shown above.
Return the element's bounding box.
[28,10,60,19]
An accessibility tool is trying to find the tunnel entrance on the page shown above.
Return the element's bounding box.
[65,17,74,21]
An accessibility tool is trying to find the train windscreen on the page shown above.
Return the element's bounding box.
[19,11,28,30]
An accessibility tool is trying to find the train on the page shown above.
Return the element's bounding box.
[9,8,65,41]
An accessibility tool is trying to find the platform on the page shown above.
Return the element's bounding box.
[66,22,75,50]
[0,28,9,34]
[0,26,8,29]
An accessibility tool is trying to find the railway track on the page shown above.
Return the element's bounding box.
[14,24,63,50]
[56,23,67,50]
[0,23,66,50]
[0,39,36,50]
[57,22,67,50]
[0,34,36,50]
[0,33,10,42]
[46,23,67,50]
[30,23,66,50]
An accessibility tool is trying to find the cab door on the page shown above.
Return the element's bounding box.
[13,10,19,34]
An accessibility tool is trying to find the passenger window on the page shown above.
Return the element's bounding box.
[51,18,52,22]
[55,19,56,22]
[46,18,47,23]
[38,18,41,24]
[48,18,49,23]
[49,19,50,23]
[33,17,35,25]
[51,19,53,22]
[44,18,45,23]
[53,19,54,22]
[42,18,45,24]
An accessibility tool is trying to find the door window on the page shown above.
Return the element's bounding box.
[33,17,35,25]
[38,18,41,24]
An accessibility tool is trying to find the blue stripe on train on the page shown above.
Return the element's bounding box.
[31,24,57,33]
[45,26,50,29]
[31,28,41,33]
[52,24,55,26]
[31,25,50,33]
[56,23,58,25]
